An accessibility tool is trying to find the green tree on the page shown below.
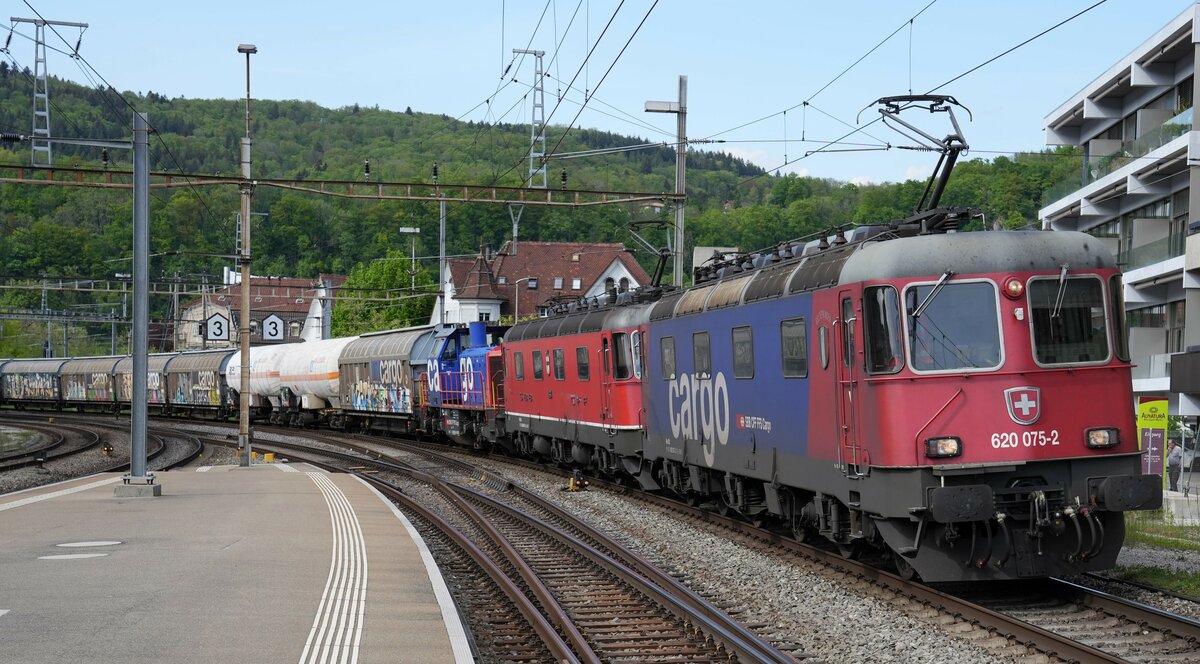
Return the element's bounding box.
[331,250,435,336]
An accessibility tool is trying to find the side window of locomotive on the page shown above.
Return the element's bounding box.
[905,280,1001,371]
[1109,274,1130,361]
[692,331,711,378]
[818,326,829,370]
[613,332,633,380]
[732,326,754,379]
[864,285,904,375]
[631,331,643,379]
[513,352,525,380]
[840,298,856,369]
[1029,276,1108,365]
[553,349,566,380]
[781,318,808,378]
[661,336,676,380]
[576,346,590,381]
[602,338,611,376]
[532,350,544,380]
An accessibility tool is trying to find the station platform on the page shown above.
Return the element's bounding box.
[0,464,473,664]
[1164,489,1200,525]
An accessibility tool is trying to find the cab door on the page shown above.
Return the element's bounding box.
[835,291,866,476]
[599,335,614,423]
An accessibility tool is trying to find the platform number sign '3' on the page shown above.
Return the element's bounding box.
[205,313,230,341]
[262,314,284,341]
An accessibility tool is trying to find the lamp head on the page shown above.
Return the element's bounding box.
[237,44,257,54]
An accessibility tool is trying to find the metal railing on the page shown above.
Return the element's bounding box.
[1042,107,1193,207]
[1123,232,1187,270]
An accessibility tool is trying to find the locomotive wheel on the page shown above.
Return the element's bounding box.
[892,552,918,581]
[837,541,861,560]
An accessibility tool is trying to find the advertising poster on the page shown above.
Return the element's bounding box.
[1137,396,1168,482]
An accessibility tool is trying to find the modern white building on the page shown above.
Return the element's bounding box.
[1040,2,1200,417]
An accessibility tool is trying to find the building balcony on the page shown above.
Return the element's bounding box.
[1124,231,1188,271]
[1132,351,1178,397]
[1042,107,1192,208]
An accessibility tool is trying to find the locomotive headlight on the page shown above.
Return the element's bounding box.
[1003,277,1025,299]
[1086,428,1119,448]
[925,436,962,458]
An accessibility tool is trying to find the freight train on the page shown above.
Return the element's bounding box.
[0,224,1163,582]
[0,96,1163,582]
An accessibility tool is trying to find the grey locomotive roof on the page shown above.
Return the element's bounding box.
[840,230,1115,283]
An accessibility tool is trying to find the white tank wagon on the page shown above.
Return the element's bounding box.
[226,337,359,426]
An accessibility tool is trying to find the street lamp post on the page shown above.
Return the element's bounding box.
[512,277,533,323]
[237,43,256,467]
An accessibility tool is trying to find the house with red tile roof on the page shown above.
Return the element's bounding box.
[433,241,651,324]
[176,272,346,349]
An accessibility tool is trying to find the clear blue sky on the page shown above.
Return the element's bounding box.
[3,0,1186,184]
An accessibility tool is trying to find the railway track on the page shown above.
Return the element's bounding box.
[225,429,804,663]
[956,579,1200,662]
[0,412,202,479]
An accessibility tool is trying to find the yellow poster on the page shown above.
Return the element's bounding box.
[1136,396,1168,479]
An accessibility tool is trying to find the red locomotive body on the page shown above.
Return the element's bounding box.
[500,304,650,473]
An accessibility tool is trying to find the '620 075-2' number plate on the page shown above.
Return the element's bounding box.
[991,430,1059,448]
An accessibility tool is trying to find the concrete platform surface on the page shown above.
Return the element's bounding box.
[0,465,472,664]
[1163,489,1200,525]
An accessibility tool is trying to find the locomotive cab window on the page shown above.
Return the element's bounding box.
[905,280,1001,372]
[631,331,643,380]
[1109,274,1130,362]
[732,326,754,379]
[661,336,676,380]
[576,346,590,381]
[513,351,525,380]
[693,331,711,378]
[613,332,633,380]
[781,318,808,378]
[1029,275,1109,365]
[864,286,904,374]
[532,350,544,380]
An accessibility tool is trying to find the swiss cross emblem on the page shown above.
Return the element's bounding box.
[1004,387,1041,425]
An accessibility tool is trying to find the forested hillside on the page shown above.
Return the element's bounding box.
[0,63,1083,353]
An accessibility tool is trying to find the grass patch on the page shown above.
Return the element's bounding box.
[1124,510,1200,553]
[1108,565,1200,597]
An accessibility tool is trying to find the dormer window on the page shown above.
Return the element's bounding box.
[527,278,538,289]
[497,276,508,284]
[553,277,564,289]
[572,278,582,290]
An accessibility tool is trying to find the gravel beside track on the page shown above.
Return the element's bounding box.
[461,459,1007,664]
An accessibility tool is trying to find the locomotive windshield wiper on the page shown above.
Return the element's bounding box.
[1050,264,1069,319]
[911,270,955,319]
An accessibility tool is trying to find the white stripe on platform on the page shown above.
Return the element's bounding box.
[355,476,474,664]
[298,472,367,664]
[0,477,122,512]
[196,466,212,472]
[275,463,299,472]
[0,610,8,618]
